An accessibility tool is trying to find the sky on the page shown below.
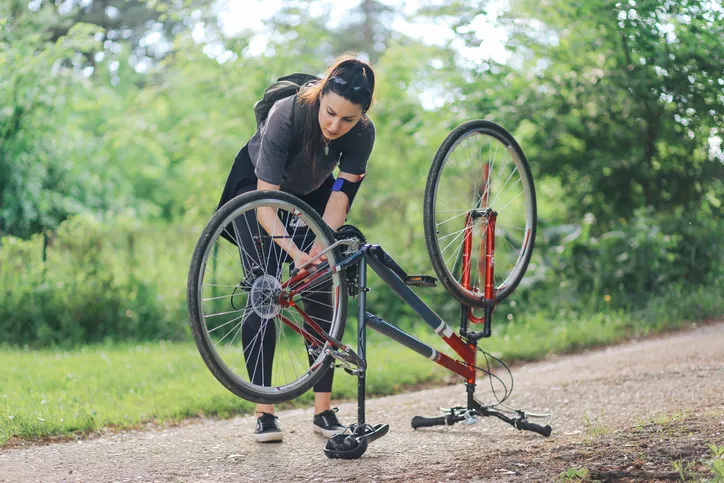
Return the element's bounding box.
[214,0,511,64]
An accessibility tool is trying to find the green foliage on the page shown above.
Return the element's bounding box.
[546,202,723,305]
[0,213,194,347]
[1,1,722,346]
[702,443,724,482]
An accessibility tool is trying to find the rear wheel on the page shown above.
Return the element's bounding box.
[424,120,537,307]
[187,190,347,403]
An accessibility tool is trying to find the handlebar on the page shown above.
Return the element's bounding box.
[411,414,464,429]
[511,418,552,437]
[412,407,552,437]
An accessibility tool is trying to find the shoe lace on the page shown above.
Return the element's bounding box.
[320,407,341,427]
[259,412,279,430]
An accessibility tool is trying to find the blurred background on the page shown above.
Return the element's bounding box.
[1,0,722,348]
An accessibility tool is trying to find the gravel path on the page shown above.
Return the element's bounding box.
[1,321,722,482]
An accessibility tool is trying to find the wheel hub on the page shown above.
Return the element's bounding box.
[250,275,282,318]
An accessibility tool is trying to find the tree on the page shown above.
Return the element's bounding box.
[419,0,724,229]
[332,0,398,63]
[12,0,218,66]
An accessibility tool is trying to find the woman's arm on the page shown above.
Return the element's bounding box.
[309,171,365,261]
[320,171,365,231]
[255,179,306,262]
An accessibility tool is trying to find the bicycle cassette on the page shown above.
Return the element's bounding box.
[334,224,366,252]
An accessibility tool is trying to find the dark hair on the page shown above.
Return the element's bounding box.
[297,55,376,165]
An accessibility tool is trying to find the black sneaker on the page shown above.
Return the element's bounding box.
[313,408,346,438]
[255,412,282,443]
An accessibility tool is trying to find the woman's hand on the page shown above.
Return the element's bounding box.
[291,243,325,276]
[308,241,328,263]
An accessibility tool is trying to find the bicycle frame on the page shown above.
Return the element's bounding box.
[274,209,500,429]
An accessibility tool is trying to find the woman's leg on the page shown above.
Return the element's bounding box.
[298,177,338,414]
[234,200,282,391]
[220,145,282,417]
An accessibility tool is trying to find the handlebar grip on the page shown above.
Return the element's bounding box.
[514,419,552,437]
[411,416,448,429]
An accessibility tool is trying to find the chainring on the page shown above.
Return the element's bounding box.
[334,224,366,296]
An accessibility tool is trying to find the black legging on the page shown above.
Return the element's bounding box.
[221,145,337,393]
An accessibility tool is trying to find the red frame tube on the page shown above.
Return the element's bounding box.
[484,211,497,301]
[433,352,474,380]
[461,212,473,290]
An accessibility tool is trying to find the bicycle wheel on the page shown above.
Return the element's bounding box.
[424,120,536,307]
[187,190,348,404]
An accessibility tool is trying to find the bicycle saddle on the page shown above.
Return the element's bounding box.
[323,432,368,459]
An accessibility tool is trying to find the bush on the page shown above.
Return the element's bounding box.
[539,203,723,307]
[0,213,197,347]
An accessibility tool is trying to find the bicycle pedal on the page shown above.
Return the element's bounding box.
[404,275,437,287]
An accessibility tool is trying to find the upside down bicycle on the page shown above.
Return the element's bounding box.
[187,120,551,459]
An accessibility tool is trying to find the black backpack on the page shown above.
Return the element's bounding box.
[253,73,320,127]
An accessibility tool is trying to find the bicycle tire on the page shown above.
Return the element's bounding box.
[424,120,537,307]
[187,190,348,403]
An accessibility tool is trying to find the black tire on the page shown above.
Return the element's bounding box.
[187,190,348,403]
[424,120,537,307]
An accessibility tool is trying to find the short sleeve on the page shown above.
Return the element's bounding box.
[254,96,297,185]
[338,119,375,175]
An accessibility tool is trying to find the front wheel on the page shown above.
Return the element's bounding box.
[424,120,537,307]
[187,190,348,404]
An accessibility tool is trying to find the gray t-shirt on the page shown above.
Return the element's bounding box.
[247,95,375,195]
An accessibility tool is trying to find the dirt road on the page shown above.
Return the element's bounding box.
[1,321,722,482]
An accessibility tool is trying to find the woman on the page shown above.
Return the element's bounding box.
[217,56,376,443]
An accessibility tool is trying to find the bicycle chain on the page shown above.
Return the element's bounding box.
[334,224,366,297]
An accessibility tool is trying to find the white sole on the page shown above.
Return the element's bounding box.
[255,431,283,443]
[313,424,345,438]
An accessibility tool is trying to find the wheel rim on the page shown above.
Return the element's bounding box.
[194,198,344,397]
[431,128,535,300]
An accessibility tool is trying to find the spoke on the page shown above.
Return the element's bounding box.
[440,178,476,212]
[207,311,247,335]
[249,318,272,388]
[279,309,314,373]
[436,210,470,227]
[498,231,521,258]
[213,317,244,346]
[227,222,263,272]
[437,225,468,243]
[242,209,264,271]
[206,245,241,277]
[494,186,525,214]
[444,234,464,274]
[202,292,244,302]
[488,161,518,208]
[297,297,335,311]
[204,308,247,319]
[263,207,279,280]
[496,223,526,232]
[481,139,500,208]
[439,225,468,257]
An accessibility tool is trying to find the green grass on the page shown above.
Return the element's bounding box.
[1,282,721,446]
[556,467,590,482]
[0,335,450,445]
